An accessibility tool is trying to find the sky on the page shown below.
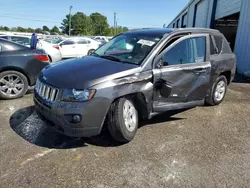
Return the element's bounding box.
[0,0,190,29]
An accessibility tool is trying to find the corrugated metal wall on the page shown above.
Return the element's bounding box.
[182,13,188,27]
[215,0,241,19]
[187,0,200,27]
[234,0,250,74]
[194,0,209,27]
[167,0,212,28]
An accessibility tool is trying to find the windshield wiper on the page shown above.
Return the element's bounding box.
[100,55,121,62]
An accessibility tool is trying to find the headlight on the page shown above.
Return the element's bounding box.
[62,89,96,102]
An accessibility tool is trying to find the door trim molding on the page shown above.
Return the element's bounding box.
[153,100,204,113]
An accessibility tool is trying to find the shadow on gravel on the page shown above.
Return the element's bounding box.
[9,106,186,148]
[9,106,87,149]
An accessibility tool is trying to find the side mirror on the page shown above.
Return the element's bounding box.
[156,58,167,69]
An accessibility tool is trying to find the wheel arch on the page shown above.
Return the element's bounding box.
[0,67,31,85]
[111,92,150,120]
[219,70,231,85]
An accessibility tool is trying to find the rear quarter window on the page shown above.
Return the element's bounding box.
[214,36,223,54]
[222,37,233,54]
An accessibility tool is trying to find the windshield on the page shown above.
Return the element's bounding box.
[93,34,161,65]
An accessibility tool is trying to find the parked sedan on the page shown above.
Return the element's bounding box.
[0,35,62,62]
[0,38,50,99]
[57,37,100,58]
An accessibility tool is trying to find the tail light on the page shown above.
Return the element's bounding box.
[53,45,60,50]
[35,54,50,62]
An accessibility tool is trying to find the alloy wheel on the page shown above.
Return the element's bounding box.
[0,74,25,97]
[214,80,226,102]
[123,100,137,132]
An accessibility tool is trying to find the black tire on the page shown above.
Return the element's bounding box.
[108,97,138,143]
[0,70,29,100]
[205,75,228,106]
[88,49,95,55]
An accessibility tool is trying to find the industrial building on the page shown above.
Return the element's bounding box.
[167,0,250,76]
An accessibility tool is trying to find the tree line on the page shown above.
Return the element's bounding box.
[0,12,128,36]
[61,12,128,36]
[0,25,60,34]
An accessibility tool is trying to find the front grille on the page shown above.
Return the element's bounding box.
[35,79,59,102]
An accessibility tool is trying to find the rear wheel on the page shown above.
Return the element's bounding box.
[205,75,227,106]
[87,49,95,55]
[0,71,28,99]
[108,97,138,143]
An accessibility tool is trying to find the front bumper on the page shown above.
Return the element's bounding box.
[34,92,111,137]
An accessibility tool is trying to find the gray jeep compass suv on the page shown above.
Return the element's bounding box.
[34,28,236,143]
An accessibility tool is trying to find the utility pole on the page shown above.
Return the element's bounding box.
[115,20,118,35]
[69,5,73,36]
[114,12,116,36]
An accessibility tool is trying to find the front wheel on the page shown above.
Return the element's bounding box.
[205,75,227,106]
[0,70,29,99]
[108,97,138,143]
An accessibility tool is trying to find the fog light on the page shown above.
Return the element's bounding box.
[72,115,81,123]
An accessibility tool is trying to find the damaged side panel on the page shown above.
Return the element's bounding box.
[91,70,154,118]
[153,62,211,103]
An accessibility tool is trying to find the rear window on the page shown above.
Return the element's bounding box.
[11,36,30,46]
[0,36,8,40]
[0,40,27,52]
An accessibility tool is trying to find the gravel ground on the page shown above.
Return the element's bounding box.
[0,83,250,188]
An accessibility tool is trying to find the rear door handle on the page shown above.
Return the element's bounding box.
[193,68,206,73]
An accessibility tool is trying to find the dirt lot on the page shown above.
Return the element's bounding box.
[0,83,250,188]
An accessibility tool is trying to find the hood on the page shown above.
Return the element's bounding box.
[40,56,139,89]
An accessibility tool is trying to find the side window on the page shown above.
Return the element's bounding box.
[162,37,206,66]
[195,37,206,62]
[77,39,88,44]
[214,36,223,53]
[62,40,75,45]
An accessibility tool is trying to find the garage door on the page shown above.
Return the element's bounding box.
[194,0,209,27]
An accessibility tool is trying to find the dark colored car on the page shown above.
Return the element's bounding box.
[0,38,50,99]
[34,28,236,143]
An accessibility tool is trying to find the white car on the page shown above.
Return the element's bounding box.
[37,40,62,62]
[0,35,62,62]
[93,36,109,43]
[58,37,100,58]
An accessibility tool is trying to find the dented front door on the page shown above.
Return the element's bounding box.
[153,34,211,103]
